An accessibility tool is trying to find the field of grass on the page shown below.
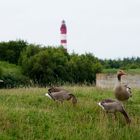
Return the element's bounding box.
[0,61,22,76]
[102,68,140,74]
[0,86,140,140]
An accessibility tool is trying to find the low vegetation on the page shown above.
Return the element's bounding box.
[102,68,140,74]
[0,87,139,140]
[100,57,140,69]
[0,40,102,86]
[1,40,140,87]
[0,61,29,88]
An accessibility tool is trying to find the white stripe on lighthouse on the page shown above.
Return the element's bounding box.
[61,34,67,40]
[61,43,67,47]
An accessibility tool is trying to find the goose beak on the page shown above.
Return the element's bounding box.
[45,93,53,99]
[97,102,105,110]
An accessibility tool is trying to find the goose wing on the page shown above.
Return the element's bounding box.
[124,85,132,97]
[98,99,122,112]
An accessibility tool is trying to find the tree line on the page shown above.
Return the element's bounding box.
[0,40,140,87]
[0,40,102,87]
[100,57,140,69]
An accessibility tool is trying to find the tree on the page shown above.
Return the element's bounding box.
[20,46,69,85]
[67,53,102,84]
[0,40,28,64]
[20,45,102,85]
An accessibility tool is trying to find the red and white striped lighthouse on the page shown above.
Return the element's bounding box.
[60,20,67,47]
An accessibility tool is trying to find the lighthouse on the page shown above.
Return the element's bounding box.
[60,20,67,48]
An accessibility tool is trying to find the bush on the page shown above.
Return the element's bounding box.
[0,74,30,88]
[20,46,102,85]
[0,67,2,77]
[20,46,69,86]
[67,53,102,84]
[0,61,30,88]
[0,40,27,64]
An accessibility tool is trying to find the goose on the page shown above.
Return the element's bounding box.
[98,99,131,124]
[45,87,77,105]
[114,70,132,101]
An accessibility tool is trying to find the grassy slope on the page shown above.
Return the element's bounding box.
[102,68,140,74]
[0,87,140,140]
[0,61,22,76]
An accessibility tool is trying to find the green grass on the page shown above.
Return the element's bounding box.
[102,68,140,74]
[0,61,30,88]
[0,86,140,140]
[0,61,22,76]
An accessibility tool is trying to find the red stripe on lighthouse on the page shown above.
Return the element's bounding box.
[61,40,67,43]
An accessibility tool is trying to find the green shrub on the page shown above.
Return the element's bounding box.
[0,74,30,88]
[20,46,102,85]
[0,40,28,64]
[0,67,2,77]
[0,61,30,88]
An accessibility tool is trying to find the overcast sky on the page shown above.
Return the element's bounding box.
[0,0,140,59]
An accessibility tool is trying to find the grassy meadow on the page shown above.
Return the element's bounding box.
[102,68,140,74]
[0,61,22,75]
[0,86,140,140]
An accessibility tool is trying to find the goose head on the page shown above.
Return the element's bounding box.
[117,70,126,81]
